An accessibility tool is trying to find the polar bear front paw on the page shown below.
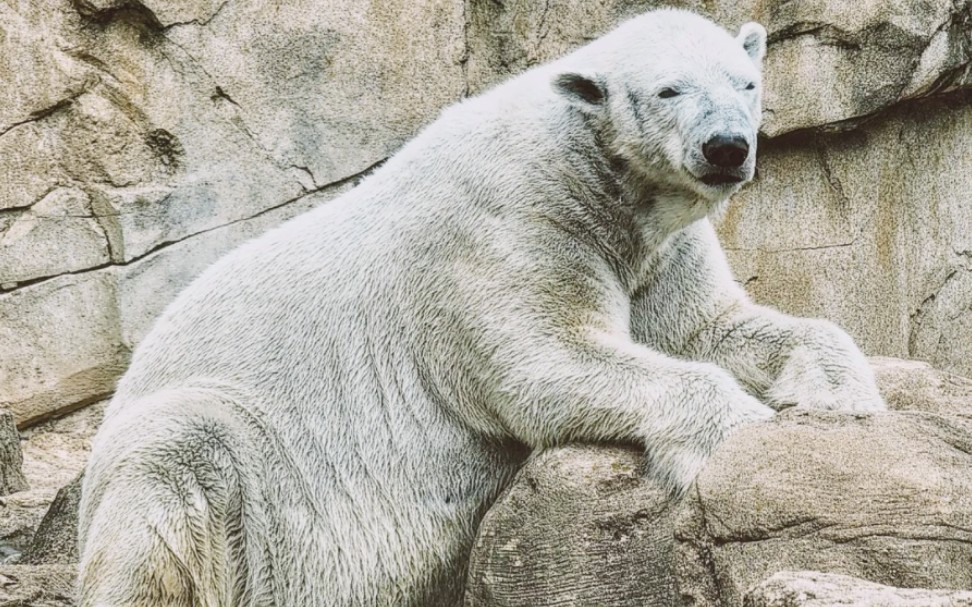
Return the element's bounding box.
[783,388,887,413]
[766,342,887,413]
[647,367,776,495]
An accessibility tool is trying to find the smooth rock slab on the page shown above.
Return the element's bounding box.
[465,446,676,607]
[675,410,972,607]
[745,571,972,607]
[0,271,126,427]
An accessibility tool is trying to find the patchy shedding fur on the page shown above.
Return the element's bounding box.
[78,9,885,607]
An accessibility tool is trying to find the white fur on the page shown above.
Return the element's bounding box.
[77,9,885,606]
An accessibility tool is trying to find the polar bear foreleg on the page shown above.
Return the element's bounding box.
[683,304,886,412]
[630,220,885,413]
[482,333,775,494]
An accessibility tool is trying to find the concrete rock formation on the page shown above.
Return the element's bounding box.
[2,0,972,426]
[465,447,676,607]
[745,571,972,607]
[465,358,972,606]
[675,409,972,606]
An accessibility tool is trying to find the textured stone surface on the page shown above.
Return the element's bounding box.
[0,564,75,606]
[467,0,972,136]
[0,412,27,496]
[465,447,675,607]
[872,356,972,415]
[0,0,427,425]
[0,403,103,561]
[0,272,125,427]
[21,475,81,565]
[675,409,972,607]
[727,0,972,137]
[3,0,972,426]
[464,360,972,607]
[162,0,465,187]
[745,571,972,607]
[466,360,972,606]
[0,187,110,285]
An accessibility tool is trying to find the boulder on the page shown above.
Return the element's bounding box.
[675,409,972,606]
[745,571,972,607]
[466,359,972,606]
[464,447,675,607]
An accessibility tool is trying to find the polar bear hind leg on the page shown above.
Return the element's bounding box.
[78,386,259,607]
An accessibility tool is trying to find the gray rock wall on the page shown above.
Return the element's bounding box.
[3,0,972,425]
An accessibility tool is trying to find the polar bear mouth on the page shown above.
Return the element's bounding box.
[699,173,745,186]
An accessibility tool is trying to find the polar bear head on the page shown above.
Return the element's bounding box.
[552,10,767,204]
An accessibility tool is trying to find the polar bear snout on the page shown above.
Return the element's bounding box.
[697,133,752,186]
[702,134,749,169]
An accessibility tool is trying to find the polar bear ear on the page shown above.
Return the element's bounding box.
[737,22,767,66]
[553,72,608,112]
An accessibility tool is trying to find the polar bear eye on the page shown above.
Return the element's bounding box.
[658,87,680,99]
[745,82,756,90]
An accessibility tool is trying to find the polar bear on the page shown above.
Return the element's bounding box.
[78,8,885,607]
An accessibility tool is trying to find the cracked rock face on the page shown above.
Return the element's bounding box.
[3,0,972,425]
[467,0,972,136]
[0,0,396,425]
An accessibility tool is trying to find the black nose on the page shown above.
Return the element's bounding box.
[702,135,750,168]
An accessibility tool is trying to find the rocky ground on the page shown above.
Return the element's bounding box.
[2,359,972,606]
[0,401,102,605]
